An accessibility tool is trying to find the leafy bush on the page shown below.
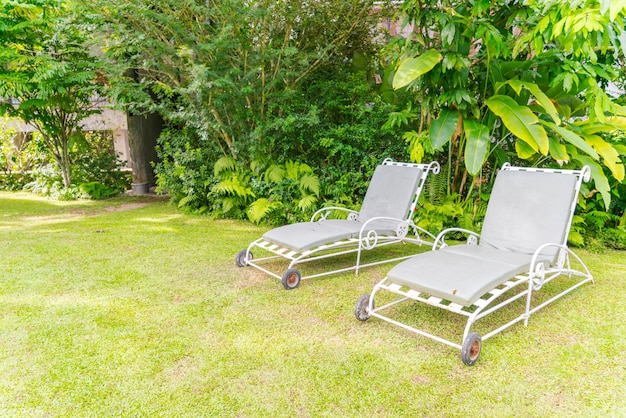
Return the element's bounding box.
[200,157,321,225]
[154,127,217,212]
[0,118,50,190]
[571,151,626,250]
[23,131,129,199]
[71,131,130,195]
[154,69,411,222]
[246,160,320,225]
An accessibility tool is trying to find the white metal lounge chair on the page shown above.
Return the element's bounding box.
[354,164,594,365]
[236,159,440,289]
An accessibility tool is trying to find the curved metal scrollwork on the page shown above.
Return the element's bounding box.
[396,222,409,239]
[467,235,478,246]
[348,212,358,221]
[532,262,546,290]
[362,230,379,250]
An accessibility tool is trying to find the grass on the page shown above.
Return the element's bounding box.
[1,190,625,417]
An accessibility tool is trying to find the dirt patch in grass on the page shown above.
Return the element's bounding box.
[104,202,151,212]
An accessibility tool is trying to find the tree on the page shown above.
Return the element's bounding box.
[0,0,106,188]
[389,0,626,209]
[82,0,384,163]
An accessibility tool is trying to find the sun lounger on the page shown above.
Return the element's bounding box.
[236,159,440,289]
[354,164,594,365]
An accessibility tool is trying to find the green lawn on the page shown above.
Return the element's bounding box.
[1,191,625,417]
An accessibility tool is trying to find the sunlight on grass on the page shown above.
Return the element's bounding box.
[1,192,625,416]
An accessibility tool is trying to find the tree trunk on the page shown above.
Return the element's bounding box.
[127,112,162,193]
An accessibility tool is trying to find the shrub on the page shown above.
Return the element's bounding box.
[0,118,49,190]
[23,130,129,199]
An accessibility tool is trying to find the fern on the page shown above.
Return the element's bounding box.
[177,194,198,208]
[221,196,237,214]
[423,168,448,205]
[284,160,299,180]
[298,194,318,212]
[211,176,254,198]
[583,210,618,230]
[247,198,283,224]
[299,173,320,196]
[250,160,264,175]
[264,164,285,183]
[214,156,237,176]
[568,229,585,247]
[298,162,313,174]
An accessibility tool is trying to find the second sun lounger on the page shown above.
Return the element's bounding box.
[236,159,440,289]
[355,164,594,365]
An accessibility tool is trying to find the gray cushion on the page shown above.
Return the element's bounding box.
[358,164,423,223]
[262,220,364,252]
[387,246,551,306]
[442,245,550,266]
[480,169,576,261]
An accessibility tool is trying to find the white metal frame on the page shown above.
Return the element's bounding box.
[241,159,441,284]
[358,164,594,364]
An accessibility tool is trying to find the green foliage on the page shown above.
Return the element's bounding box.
[23,131,129,199]
[71,131,130,195]
[0,0,108,188]
[153,127,217,213]
[573,153,626,249]
[247,160,320,225]
[79,181,117,199]
[0,117,50,190]
[84,0,384,164]
[390,0,626,209]
[206,157,321,225]
[209,156,255,219]
[415,194,484,238]
[151,67,409,222]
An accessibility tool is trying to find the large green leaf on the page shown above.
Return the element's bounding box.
[515,139,536,159]
[615,144,626,156]
[548,137,569,161]
[541,121,599,160]
[576,155,611,210]
[486,95,549,154]
[585,135,625,181]
[603,116,626,131]
[429,109,459,150]
[463,119,490,175]
[264,164,285,183]
[393,49,442,90]
[520,81,560,125]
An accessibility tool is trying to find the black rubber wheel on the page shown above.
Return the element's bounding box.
[461,332,482,366]
[355,294,372,321]
[235,249,252,267]
[281,268,301,290]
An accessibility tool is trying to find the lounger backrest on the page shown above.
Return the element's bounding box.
[358,164,423,222]
[480,169,578,260]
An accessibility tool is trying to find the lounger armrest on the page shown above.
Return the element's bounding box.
[311,206,359,222]
[528,242,592,290]
[432,227,481,250]
[357,216,436,249]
